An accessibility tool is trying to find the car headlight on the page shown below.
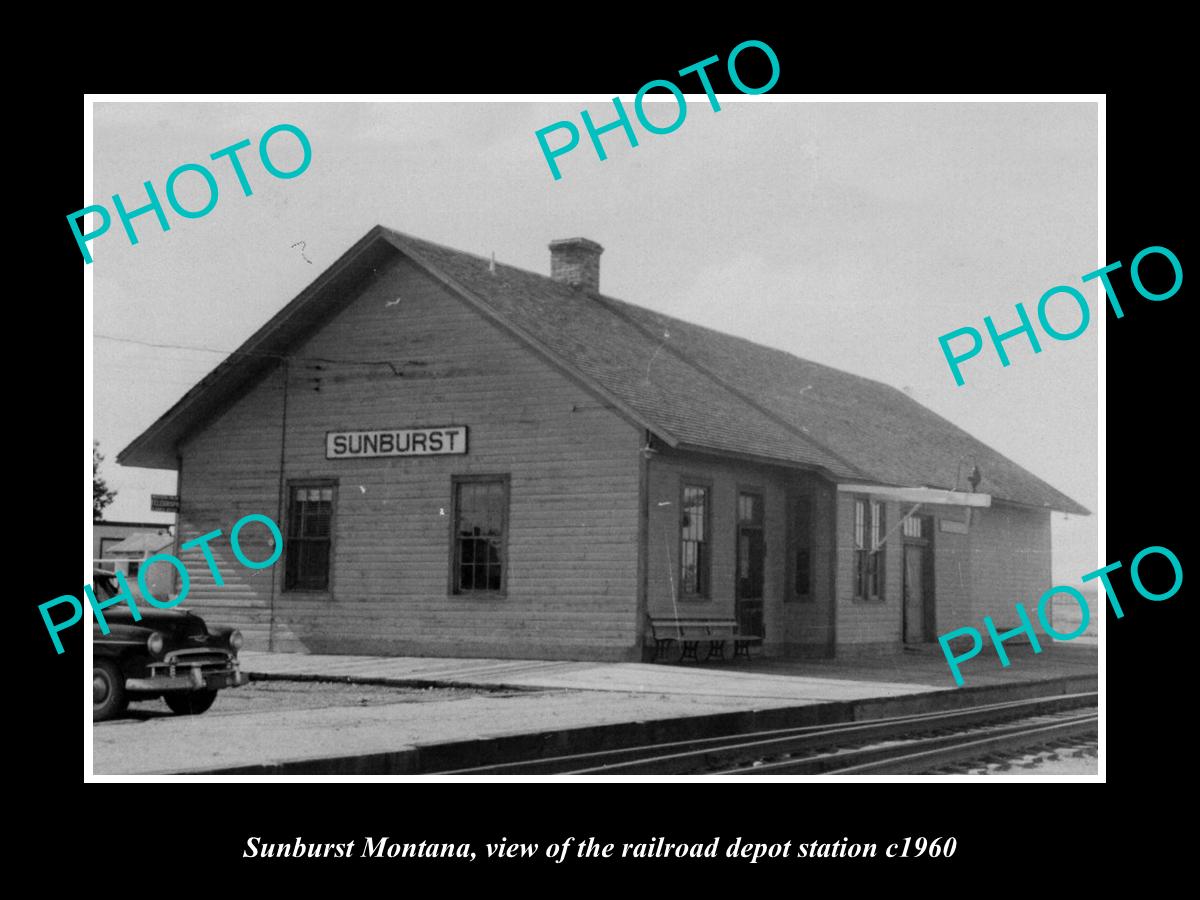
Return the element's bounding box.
[146,632,165,656]
[229,630,244,650]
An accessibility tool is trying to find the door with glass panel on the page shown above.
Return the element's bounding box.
[736,492,765,638]
[902,515,933,643]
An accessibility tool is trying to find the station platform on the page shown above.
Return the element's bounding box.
[92,642,1097,776]
[240,640,1097,698]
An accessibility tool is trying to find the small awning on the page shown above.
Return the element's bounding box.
[835,483,991,508]
[105,532,174,554]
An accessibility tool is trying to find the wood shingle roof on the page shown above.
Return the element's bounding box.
[119,225,1089,516]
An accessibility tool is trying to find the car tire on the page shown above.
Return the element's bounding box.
[164,690,218,716]
[94,660,127,722]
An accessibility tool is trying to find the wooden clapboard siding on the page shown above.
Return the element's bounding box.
[176,255,643,660]
[835,496,1052,651]
[932,509,973,636]
[962,502,1052,629]
[175,361,284,649]
[644,447,835,655]
[778,480,836,654]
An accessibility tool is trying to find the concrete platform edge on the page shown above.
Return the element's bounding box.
[247,671,549,694]
[174,673,1098,776]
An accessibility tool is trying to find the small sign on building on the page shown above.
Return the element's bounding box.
[326,426,468,460]
[150,494,180,512]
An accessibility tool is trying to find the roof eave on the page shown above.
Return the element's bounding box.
[669,441,853,482]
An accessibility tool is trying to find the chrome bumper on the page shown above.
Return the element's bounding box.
[127,659,249,693]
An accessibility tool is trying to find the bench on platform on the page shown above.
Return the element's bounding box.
[646,616,763,662]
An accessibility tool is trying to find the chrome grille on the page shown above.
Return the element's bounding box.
[151,648,235,672]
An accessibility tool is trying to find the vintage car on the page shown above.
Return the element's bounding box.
[92,569,249,721]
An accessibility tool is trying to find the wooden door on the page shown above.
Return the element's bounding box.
[736,492,765,637]
[903,543,928,643]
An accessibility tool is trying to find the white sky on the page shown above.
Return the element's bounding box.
[91,99,1097,582]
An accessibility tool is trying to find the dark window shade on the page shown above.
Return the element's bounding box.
[793,495,812,598]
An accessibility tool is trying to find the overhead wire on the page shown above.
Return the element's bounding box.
[93,333,409,373]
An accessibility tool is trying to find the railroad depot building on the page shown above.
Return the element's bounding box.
[120,226,1089,661]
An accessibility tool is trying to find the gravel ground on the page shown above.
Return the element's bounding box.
[927,740,1098,776]
[963,741,1098,776]
[92,680,811,775]
[107,680,518,722]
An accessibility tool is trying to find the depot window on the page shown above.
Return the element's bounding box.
[680,482,711,598]
[451,475,510,595]
[285,483,335,591]
[853,498,885,600]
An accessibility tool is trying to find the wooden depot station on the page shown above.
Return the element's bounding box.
[120,228,1088,662]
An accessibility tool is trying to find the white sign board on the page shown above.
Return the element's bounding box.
[326,426,468,460]
[835,483,991,508]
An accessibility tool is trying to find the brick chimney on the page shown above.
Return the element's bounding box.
[549,238,604,293]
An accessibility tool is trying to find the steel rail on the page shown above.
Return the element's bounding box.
[435,691,1097,775]
[727,713,1098,775]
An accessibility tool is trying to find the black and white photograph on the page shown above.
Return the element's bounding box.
[18,10,1192,881]
[81,94,1105,783]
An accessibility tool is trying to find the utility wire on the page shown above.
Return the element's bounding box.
[95,333,269,357]
[94,333,407,373]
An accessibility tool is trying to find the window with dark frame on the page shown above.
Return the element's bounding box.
[791,494,812,600]
[853,498,866,597]
[853,497,885,600]
[285,484,334,591]
[452,476,509,594]
[680,483,710,598]
[868,500,884,598]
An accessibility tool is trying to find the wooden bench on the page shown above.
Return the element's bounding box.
[646,616,763,662]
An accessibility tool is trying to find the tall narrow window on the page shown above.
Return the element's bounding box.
[853,498,866,598]
[452,476,509,594]
[853,497,886,600]
[285,483,335,591]
[868,500,885,599]
[680,483,710,598]
[791,495,812,600]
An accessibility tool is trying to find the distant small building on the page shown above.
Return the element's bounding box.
[92,525,175,602]
[1051,586,1098,640]
[105,530,174,570]
[93,520,174,567]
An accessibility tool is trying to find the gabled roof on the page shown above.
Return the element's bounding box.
[119,225,1089,515]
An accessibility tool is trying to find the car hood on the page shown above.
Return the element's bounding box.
[100,606,209,638]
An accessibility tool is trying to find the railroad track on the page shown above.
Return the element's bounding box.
[435,691,1098,776]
